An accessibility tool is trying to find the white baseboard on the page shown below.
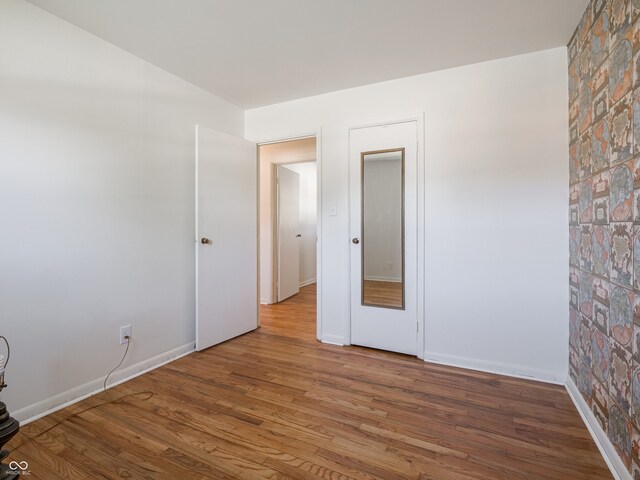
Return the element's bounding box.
[321,334,345,346]
[13,342,195,425]
[423,351,566,385]
[566,379,630,480]
[260,298,271,305]
[363,275,402,282]
[299,278,317,287]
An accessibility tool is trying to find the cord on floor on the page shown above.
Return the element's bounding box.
[9,336,155,453]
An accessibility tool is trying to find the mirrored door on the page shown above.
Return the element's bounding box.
[361,149,405,309]
[349,122,418,355]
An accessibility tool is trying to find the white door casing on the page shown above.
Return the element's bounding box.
[195,125,258,351]
[349,121,418,355]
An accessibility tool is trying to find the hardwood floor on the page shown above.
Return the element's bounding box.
[363,280,403,308]
[7,283,611,479]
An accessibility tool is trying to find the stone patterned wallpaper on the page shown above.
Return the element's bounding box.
[569,0,640,475]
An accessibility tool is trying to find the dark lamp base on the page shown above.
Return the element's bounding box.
[0,401,20,479]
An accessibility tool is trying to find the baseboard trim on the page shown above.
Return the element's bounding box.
[13,342,195,425]
[423,351,566,385]
[363,276,402,282]
[299,278,317,288]
[321,334,345,346]
[566,379,630,480]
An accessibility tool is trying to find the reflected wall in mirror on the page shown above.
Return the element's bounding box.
[361,148,404,309]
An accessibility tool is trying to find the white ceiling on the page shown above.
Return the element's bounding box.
[26,0,588,108]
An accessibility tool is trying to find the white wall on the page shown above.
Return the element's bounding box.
[0,0,243,419]
[283,162,317,286]
[246,47,569,382]
[258,139,316,303]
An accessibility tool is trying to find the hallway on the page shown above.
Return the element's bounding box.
[260,283,317,340]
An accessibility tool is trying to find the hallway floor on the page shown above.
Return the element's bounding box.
[8,283,611,479]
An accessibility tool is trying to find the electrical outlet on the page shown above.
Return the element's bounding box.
[120,325,132,345]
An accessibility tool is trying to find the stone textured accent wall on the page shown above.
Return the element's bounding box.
[569,0,640,475]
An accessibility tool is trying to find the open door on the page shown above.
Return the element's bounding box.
[277,166,300,302]
[196,125,258,351]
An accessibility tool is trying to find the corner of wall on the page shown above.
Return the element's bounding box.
[566,379,631,480]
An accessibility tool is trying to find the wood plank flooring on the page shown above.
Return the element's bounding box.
[6,284,611,479]
[363,280,403,308]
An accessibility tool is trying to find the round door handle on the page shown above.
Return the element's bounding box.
[352,238,360,244]
[201,237,212,245]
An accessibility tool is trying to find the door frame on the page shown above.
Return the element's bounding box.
[255,130,323,341]
[346,114,425,359]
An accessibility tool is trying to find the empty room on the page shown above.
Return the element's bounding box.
[0,0,632,478]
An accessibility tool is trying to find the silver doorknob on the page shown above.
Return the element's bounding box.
[352,238,360,244]
[201,238,212,245]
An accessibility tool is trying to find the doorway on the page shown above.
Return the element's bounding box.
[258,137,319,335]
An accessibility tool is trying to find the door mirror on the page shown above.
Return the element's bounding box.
[361,149,405,309]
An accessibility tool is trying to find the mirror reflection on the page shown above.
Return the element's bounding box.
[361,149,404,309]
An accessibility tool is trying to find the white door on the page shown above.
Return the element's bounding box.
[277,166,300,301]
[349,121,418,355]
[196,125,258,351]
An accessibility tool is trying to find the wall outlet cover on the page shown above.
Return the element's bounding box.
[120,325,132,345]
